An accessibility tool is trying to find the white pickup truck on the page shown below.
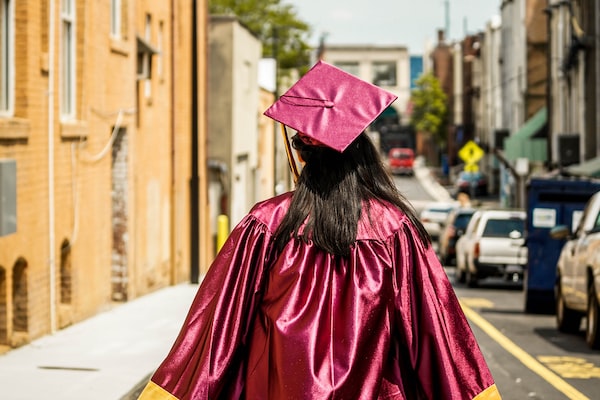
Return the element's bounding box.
[456,209,527,287]
[551,190,600,349]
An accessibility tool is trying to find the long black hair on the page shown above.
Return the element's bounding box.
[273,132,430,257]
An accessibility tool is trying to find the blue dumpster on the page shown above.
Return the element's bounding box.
[524,177,600,313]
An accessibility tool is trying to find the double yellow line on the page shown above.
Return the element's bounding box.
[460,302,590,400]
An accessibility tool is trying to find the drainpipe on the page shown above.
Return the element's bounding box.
[48,0,57,333]
[169,0,176,285]
[557,4,566,138]
[190,0,200,283]
[544,4,553,166]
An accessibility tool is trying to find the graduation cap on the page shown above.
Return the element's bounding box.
[264,60,398,154]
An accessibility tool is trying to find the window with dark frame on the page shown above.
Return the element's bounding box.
[371,61,396,87]
[0,0,12,114]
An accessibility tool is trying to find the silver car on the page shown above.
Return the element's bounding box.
[419,202,456,254]
[551,190,600,349]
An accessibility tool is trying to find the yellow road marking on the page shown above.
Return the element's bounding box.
[460,301,590,400]
[461,297,495,309]
[538,356,600,379]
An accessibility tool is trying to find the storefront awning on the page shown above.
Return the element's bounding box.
[564,156,600,178]
[504,107,548,162]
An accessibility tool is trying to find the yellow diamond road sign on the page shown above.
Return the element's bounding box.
[458,140,484,165]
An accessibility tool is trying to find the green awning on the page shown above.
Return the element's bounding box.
[565,156,600,178]
[504,107,548,162]
[379,106,398,117]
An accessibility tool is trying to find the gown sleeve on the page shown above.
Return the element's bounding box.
[137,214,274,400]
[388,219,501,400]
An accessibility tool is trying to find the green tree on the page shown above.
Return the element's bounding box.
[409,72,448,145]
[209,0,313,72]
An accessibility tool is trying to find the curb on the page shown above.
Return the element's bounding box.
[120,373,151,400]
[413,156,454,203]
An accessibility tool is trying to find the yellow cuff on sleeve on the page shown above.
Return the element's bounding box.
[137,381,179,400]
[473,384,502,400]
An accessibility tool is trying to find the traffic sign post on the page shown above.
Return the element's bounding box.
[464,163,479,172]
[458,141,485,199]
[458,140,484,167]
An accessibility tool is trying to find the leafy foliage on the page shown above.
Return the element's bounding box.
[209,0,313,72]
[409,72,448,144]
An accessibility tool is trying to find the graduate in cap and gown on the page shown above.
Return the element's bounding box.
[138,61,501,399]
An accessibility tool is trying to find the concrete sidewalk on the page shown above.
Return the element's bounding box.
[0,283,199,400]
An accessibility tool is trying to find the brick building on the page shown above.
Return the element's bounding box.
[0,0,209,349]
[427,29,453,165]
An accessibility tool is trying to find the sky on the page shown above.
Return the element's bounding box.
[285,0,501,55]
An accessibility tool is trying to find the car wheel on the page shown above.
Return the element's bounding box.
[586,284,600,349]
[555,282,582,334]
[440,254,449,266]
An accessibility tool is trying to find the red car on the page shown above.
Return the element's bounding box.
[387,148,415,176]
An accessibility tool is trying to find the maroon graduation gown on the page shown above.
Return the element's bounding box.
[138,192,501,399]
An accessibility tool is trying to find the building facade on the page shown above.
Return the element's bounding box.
[0,0,209,349]
[207,16,263,235]
[547,0,599,167]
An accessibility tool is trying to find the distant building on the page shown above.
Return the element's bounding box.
[320,45,411,126]
[410,56,424,90]
[208,16,271,235]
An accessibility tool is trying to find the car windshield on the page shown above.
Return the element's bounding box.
[459,172,482,181]
[390,149,413,159]
[428,206,454,214]
[482,218,524,238]
[454,213,474,229]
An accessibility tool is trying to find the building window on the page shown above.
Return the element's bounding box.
[61,0,76,119]
[12,258,28,332]
[111,0,121,38]
[142,14,152,97]
[157,21,163,80]
[372,61,397,87]
[334,62,359,77]
[60,239,72,304]
[0,0,13,115]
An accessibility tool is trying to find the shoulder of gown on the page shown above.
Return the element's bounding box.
[247,191,294,233]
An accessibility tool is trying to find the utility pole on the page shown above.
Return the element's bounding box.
[445,0,450,40]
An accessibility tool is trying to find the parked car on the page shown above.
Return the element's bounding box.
[439,207,476,266]
[387,147,415,176]
[419,202,456,253]
[453,171,488,197]
[455,209,527,287]
[550,190,600,349]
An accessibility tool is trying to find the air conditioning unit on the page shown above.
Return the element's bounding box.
[558,134,580,167]
[494,129,509,149]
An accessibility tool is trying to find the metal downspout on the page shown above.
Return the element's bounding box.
[170,0,176,285]
[190,0,200,283]
[545,3,553,164]
[48,0,57,333]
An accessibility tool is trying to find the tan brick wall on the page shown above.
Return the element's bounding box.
[0,0,204,348]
